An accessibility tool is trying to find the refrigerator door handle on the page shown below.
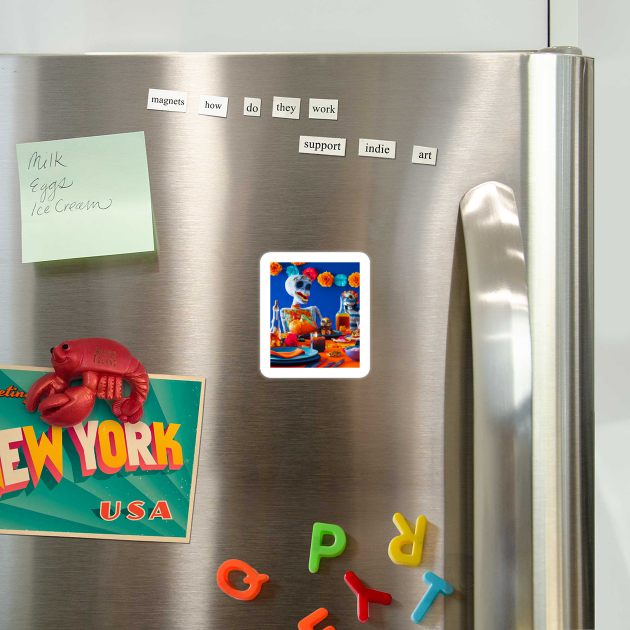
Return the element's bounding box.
[460,181,533,629]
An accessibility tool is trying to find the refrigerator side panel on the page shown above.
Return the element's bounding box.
[526,52,595,630]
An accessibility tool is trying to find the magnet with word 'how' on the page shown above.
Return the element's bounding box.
[344,571,392,622]
[216,559,269,601]
[388,512,427,567]
[308,522,347,573]
[410,572,454,623]
[298,607,335,630]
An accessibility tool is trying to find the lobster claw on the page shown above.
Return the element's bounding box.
[112,398,144,424]
[37,386,96,428]
[25,373,67,413]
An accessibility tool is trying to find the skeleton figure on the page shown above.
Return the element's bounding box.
[319,318,333,336]
[340,291,360,330]
[280,274,322,333]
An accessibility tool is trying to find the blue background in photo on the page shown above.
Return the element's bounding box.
[269,262,360,327]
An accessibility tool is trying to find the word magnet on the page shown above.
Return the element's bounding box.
[272,96,300,119]
[344,571,392,622]
[198,95,228,118]
[299,136,346,157]
[216,559,269,601]
[147,88,187,112]
[388,512,427,566]
[411,145,438,165]
[358,138,396,159]
[244,97,262,116]
[309,522,346,573]
[308,98,338,120]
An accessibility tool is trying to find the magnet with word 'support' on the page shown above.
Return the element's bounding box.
[388,512,427,567]
[216,559,269,601]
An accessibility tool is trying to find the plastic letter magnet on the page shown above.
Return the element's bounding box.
[298,607,335,630]
[216,559,269,601]
[309,522,347,573]
[344,571,392,622]
[410,571,454,624]
[388,512,427,567]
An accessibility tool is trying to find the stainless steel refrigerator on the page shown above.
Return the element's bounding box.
[0,50,593,629]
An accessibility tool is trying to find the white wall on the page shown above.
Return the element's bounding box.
[577,1,629,627]
[0,0,547,53]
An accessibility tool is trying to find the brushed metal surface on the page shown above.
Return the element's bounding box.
[460,182,533,630]
[527,52,595,629]
[0,52,593,629]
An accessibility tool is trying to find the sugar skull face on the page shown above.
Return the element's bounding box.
[321,318,332,328]
[286,275,312,304]
[341,291,357,308]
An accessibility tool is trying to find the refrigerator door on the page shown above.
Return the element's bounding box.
[0,52,593,629]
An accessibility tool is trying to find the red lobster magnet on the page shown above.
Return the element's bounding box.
[26,338,149,428]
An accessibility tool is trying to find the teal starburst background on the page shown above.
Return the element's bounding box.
[0,367,203,541]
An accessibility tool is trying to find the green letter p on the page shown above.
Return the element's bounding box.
[309,522,347,573]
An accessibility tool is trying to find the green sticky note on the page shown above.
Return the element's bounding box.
[16,132,155,263]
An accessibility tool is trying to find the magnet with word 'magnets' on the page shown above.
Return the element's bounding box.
[298,607,335,630]
[308,522,347,573]
[388,512,427,567]
[216,559,269,601]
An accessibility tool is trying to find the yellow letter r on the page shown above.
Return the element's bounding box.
[388,512,427,567]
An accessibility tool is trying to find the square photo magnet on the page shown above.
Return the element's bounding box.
[260,252,370,378]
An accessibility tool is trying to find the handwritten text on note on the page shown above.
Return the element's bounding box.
[17,132,154,263]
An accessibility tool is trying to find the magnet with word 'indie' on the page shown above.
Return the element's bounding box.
[344,571,392,622]
[411,572,454,623]
[216,559,269,601]
[388,512,427,567]
[25,338,149,428]
[298,607,335,630]
[309,522,347,573]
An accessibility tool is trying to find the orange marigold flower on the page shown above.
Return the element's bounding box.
[270,262,282,276]
[291,262,306,265]
[318,271,334,287]
[348,272,360,288]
